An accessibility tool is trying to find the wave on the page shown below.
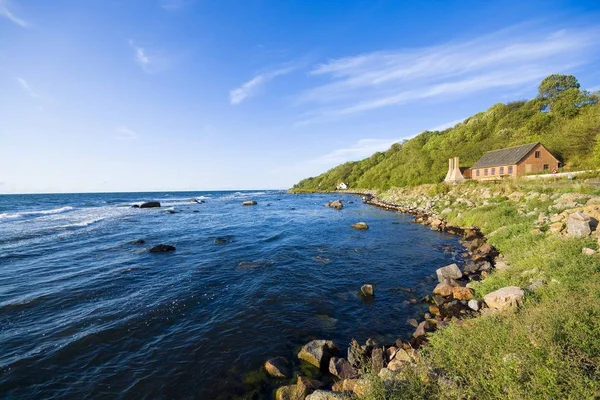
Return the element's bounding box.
[0,206,74,220]
[57,217,105,229]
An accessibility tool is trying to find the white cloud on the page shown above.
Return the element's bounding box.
[14,77,40,98]
[128,40,152,72]
[115,126,138,140]
[229,66,297,105]
[0,1,29,28]
[308,137,405,165]
[297,25,600,123]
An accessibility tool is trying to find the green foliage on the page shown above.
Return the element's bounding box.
[292,75,600,192]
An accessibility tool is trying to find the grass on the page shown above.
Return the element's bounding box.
[360,182,600,400]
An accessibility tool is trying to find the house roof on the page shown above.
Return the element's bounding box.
[471,142,540,169]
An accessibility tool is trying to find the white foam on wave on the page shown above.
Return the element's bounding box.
[57,217,105,229]
[0,206,74,220]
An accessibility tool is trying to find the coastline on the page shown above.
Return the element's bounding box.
[273,181,600,399]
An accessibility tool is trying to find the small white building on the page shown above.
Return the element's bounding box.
[337,182,348,190]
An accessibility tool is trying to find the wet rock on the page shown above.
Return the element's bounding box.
[275,385,303,400]
[131,204,140,208]
[129,239,145,245]
[148,244,176,253]
[139,201,161,208]
[433,279,459,297]
[264,357,290,379]
[407,318,419,328]
[360,284,374,296]
[214,236,234,245]
[483,286,525,311]
[297,376,323,393]
[326,200,343,210]
[305,390,345,400]
[165,209,178,214]
[429,305,440,316]
[436,263,462,282]
[329,357,358,379]
[452,286,473,301]
[567,212,592,237]
[351,222,369,230]
[298,340,339,371]
[242,200,257,206]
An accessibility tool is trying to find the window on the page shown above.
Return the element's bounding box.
[543,164,549,170]
[535,151,541,158]
[491,168,496,175]
[476,169,480,177]
[508,166,513,174]
[500,166,504,175]
[484,169,488,176]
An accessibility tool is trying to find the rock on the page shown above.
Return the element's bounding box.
[275,385,304,400]
[429,305,440,316]
[436,263,462,282]
[386,359,404,372]
[407,318,419,328]
[477,261,492,272]
[582,247,596,256]
[549,222,564,233]
[467,299,480,311]
[527,278,546,292]
[385,346,397,362]
[452,286,473,301]
[131,204,140,208]
[462,261,479,274]
[483,286,525,312]
[475,243,498,259]
[494,259,510,272]
[413,320,434,338]
[567,212,592,237]
[264,357,290,379]
[360,284,374,296]
[352,379,371,397]
[297,376,323,393]
[139,201,161,208]
[329,357,358,379]
[347,339,367,370]
[393,348,414,363]
[370,348,384,375]
[214,237,233,245]
[298,340,339,370]
[242,200,257,206]
[433,279,459,297]
[331,379,358,393]
[305,390,345,400]
[351,222,369,230]
[129,239,145,245]
[148,244,176,253]
[326,200,343,210]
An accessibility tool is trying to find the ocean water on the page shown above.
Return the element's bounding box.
[0,191,463,399]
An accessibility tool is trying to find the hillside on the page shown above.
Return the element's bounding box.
[292,75,600,191]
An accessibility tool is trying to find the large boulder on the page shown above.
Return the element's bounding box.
[148,244,176,253]
[331,379,359,393]
[275,385,304,400]
[452,286,473,301]
[298,340,339,370]
[264,357,290,379]
[436,263,462,282]
[370,348,384,375]
[326,200,343,210]
[433,279,459,297]
[483,287,525,312]
[139,201,161,208]
[242,200,257,206]
[329,357,358,379]
[567,212,592,238]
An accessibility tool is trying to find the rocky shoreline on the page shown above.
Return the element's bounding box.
[265,192,520,400]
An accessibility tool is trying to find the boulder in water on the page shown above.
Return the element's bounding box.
[264,357,290,379]
[360,284,374,296]
[148,244,176,253]
[139,201,161,208]
[130,239,145,245]
[351,222,369,230]
[325,200,343,210]
[297,340,339,370]
[242,200,257,206]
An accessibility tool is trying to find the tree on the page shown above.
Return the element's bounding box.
[538,74,580,100]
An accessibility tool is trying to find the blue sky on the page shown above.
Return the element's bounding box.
[1,0,600,193]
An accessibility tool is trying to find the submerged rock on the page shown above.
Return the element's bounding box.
[129,239,145,245]
[148,244,176,253]
[242,200,257,206]
[351,222,369,230]
[298,340,339,370]
[264,357,290,379]
[139,201,161,208]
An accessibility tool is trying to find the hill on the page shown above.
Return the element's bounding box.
[292,74,600,191]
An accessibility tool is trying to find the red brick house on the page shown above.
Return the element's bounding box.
[469,142,559,180]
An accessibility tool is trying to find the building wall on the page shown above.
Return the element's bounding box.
[469,144,559,180]
[516,145,559,176]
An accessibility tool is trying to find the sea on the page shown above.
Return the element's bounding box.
[0,191,464,399]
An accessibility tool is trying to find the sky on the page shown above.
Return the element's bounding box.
[1,0,600,193]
